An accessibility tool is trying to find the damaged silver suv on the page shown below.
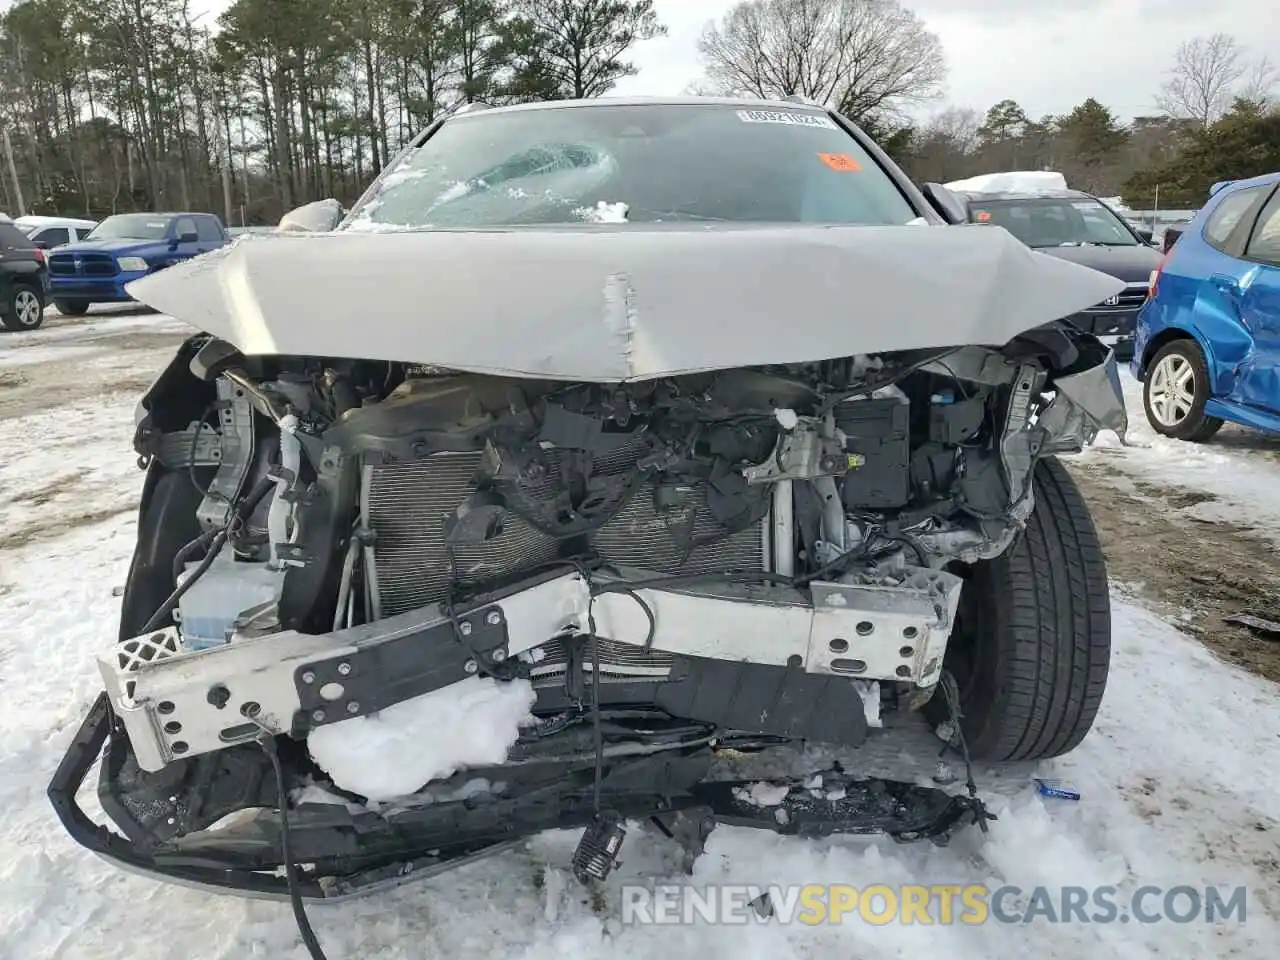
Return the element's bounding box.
[51,99,1127,905]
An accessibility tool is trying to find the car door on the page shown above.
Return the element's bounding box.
[170,216,200,264]
[194,215,226,254]
[1185,183,1274,401]
[1232,188,1280,413]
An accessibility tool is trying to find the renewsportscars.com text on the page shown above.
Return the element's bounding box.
[620,884,1248,926]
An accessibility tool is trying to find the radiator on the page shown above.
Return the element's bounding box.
[362,452,769,618]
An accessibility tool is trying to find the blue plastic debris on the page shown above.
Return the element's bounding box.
[1034,778,1081,801]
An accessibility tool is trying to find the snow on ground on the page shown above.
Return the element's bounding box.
[0,330,1277,959]
[0,392,140,545]
[1072,371,1280,542]
[0,305,193,368]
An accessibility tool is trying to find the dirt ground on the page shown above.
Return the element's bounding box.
[1068,453,1280,683]
[0,329,182,420]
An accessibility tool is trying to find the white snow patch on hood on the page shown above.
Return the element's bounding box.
[573,201,630,223]
[307,677,536,801]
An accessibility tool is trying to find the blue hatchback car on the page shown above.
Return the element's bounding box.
[1133,171,1280,441]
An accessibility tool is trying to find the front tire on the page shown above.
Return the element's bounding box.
[1143,340,1223,442]
[1,284,45,331]
[925,458,1111,762]
[54,298,90,317]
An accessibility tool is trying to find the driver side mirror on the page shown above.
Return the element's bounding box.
[921,182,968,225]
[278,198,344,234]
[1136,227,1155,245]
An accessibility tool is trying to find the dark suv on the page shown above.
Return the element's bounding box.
[0,218,48,331]
[951,187,1163,359]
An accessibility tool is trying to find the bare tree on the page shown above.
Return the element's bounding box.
[928,106,980,154]
[906,106,979,182]
[695,0,945,125]
[1238,54,1277,111]
[1156,33,1251,125]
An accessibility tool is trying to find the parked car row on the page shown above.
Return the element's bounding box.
[0,211,231,330]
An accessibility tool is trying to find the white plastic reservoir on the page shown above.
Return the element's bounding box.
[175,548,284,650]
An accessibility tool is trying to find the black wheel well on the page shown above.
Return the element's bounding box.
[1139,329,1197,377]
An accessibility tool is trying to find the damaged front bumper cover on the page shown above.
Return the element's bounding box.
[50,693,992,901]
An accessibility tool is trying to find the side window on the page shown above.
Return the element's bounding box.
[174,217,197,240]
[33,227,70,247]
[195,217,223,241]
[0,223,33,248]
[1244,190,1280,266]
[1202,186,1267,251]
[75,227,95,241]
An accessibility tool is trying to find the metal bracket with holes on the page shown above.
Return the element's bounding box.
[292,605,509,730]
[155,426,223,469]
[197,378,256,532]
[98,572,585,772]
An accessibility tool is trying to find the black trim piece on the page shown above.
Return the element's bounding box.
[292,604,510,729]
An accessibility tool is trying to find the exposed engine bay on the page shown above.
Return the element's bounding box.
[50,322,1125,900]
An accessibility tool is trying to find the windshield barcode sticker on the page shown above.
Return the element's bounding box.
[737,109,836,129]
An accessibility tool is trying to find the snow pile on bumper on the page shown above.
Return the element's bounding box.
[307,677,536,801]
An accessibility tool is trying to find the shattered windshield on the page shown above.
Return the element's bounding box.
[970,198,1139,247]
[344,103,919,229]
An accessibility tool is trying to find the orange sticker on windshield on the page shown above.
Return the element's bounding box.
[818,152,861,172]
[975,210,992,222]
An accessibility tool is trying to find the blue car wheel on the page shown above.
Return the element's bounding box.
[1142,340,1224,442]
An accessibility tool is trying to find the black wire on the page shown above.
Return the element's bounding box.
[141,529,228,634]
[171,529,217,587]
[939,669,980,803]
[569,559,607,812]
[926,357,974,401]
[141,474,278,635]
[258,734,330,960]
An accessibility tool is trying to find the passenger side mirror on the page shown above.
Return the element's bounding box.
[278,198,344,234]
[1136,227,1155,245]
[178,231,199,245]
[921,182,968,225]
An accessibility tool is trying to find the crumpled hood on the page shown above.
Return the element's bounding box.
[54,238,155,256]
[127,223,1126,382]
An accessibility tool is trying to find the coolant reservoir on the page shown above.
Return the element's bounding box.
[175,548,284,651]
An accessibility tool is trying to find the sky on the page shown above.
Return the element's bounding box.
[610,0,1280,121]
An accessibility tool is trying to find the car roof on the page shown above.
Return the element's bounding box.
[446,95,833,119]
[1211,170,1280,197]
[105,211,218,218]
[16,215,98,229]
